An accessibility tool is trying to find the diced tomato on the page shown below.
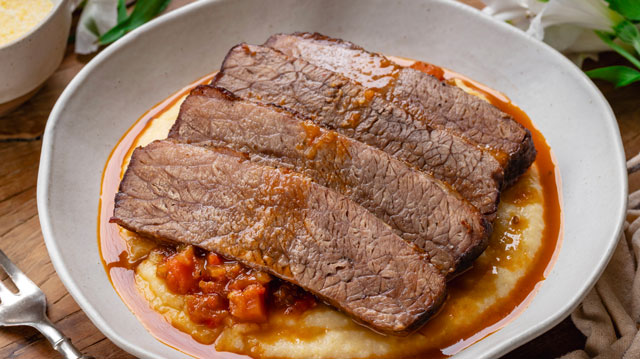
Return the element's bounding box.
[223,263,242,278]
[198,279,227,295]
[186,294,228,327]
[156,246,203,294]
[228,284,267,323]
[253,271,272,284]
[227,271,272,291]
[206,252,223,266]
[157,247,311,327]
[205,264,227,280]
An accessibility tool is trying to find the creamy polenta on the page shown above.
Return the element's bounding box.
[0,0,53,46]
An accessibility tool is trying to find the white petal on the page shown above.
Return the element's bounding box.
[526,10,546,40]
[564,30,615,53]
[481,0,546,30]
[542,24,585,52]
[75,0,118,55]
[482,0,531,21]
[523,0,546,14]
[534,0,622,31]
[510,17,533,31]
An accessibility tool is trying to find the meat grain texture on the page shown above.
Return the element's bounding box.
[265,32,536,186]
[213,44,504,216]
[111,32,540,339]
[169,85,490,276]
[111,140,447,335]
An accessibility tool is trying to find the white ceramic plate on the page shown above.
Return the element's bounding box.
[37,0,627,358]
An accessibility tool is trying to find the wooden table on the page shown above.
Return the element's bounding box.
[0,1,638,358]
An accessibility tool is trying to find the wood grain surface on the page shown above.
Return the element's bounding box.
[0,1,637,358]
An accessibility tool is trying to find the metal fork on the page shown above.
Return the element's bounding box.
[0,249,92,358]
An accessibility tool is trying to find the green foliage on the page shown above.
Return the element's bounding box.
[595,31,640,69]
[613,20,640,55]
[99,0,172,45]
[586,66,640,87]
[587,5,640,87]
[606,0,640,22]
[117,0,127,24]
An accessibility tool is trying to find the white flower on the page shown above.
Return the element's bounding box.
[526,0,624,41]
[482,0,546,30]
[75,0,118,55]
[482,0,629,65]
[542,24,612,53]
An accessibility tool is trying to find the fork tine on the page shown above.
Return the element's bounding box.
[0,249,39,294]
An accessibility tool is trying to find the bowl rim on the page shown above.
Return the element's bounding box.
[0,0,71,50]
[37,0,628,358]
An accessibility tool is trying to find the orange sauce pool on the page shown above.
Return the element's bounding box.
[98,60,562,358]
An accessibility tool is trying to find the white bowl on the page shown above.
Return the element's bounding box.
[0,0,72,115]
[37,0,627,358]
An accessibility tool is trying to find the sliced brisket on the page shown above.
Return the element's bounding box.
[168,85,490,275]
[265,32,536,187]
[111,140,446,335]
[213,44,503,216]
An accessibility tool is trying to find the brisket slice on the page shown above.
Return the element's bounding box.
[265,32,536,187]
[168,85,490,276]
[213,44,503,217]
[111,140,446,335]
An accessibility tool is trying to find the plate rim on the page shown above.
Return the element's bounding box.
[37,0,628,358]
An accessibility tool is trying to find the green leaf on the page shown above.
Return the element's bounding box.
[613,20,640,55]
[586,65,640,87]
[99,0,172,45]
[85,17,101,37]
[606,0,640,21]
[595,30,640,69]
[99,25,126,45]
[117,0,127,24]
[127,0,171,28]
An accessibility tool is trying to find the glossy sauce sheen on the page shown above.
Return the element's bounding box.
[99,59,562,358]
